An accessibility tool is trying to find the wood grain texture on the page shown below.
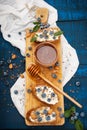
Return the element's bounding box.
[25,29,65,126]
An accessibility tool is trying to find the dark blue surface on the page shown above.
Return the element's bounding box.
[0,0,87,130]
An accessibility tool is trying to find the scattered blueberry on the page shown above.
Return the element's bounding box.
[43,86,47,90]
[43,30,48,34]
[39,34,43,38]
[46,116,50,121]
[75,112,79,116]
[55,61,59,66]
[36,88,41,92]
[58,79,62,83]
[7,59,11,64]
[51,73,57,78]
[47,98,51,102]
[52,113,56,117]
[74,116,78,120]
[44,35,48,39]
[53,36,56,39]
[37,17,41,22]
[43,109,48,115]
[27,89,32,93]
[45,23,50,28]
[70,116,74,121]
[38,117,42,122]
[57,107,62,112]
[80,112,85,117]
[41,93,46,98]
[8,34,11,37]
[60,113,64,118]
[49,31,54,35]
[28,46,32,50]
[35,111,40,115]
[76,81,80,87]
[14,90,18,95]
[3,72,8,76]
[48,66,53,70]
[51,92,55,97]
[29,29,33,33]
[18,32,22,35]
[40,26,44,29]
[26,53,30,57]
[40,23,44,26]
[0,61,4,66]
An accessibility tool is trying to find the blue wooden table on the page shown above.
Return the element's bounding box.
[0,0,87,129]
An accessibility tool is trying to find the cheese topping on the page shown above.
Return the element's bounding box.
[29,106,56,123]
[35,29,59,42]
[35,85,58,105]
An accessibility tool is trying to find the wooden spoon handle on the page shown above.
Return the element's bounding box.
[38,73,82,108]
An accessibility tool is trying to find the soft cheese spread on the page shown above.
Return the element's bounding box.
[35,85,58,105]
[28,106,56,123]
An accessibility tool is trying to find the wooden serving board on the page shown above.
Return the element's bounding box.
[25,28,65,126]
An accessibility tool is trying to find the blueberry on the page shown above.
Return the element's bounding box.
[51,92,55,97]
[8,34,11,37]
[45,23,50,28]
[36,88,41,92]
[43,30,48,34]
[48,66,53,70]
[80,112,85,117]
[75,112,79,116]
[28,46,32,50]
[52,113,56,117]
[38,117,42,122]
[70,116,74,121]
[14,90,18,95]
[57,107,62,112]
[37,17,41,22]
[26,53,30,57]
[3,72,8,76]
[35,111,40,115]
[74,116,78,120]
[46,116,50,120]
[43,86,47,90]
[43,109,48,115]
[60,113,64,118]
[27,89,32,93]
[0,61,4,66]
[49,31,54,35]
[51,73,57,78]
[39,34,43,38]
[55,61,59,66]
[29,29,33,33]
[76,81,80,87]
[47,98,51,102]
[41,93,46,98]
[18,32,22,35]
[40,26,44,29]
[7,59,11,64]
[53,36,56,39]
[58,79,62,83]
[44,35,48,39]
[40,23,44,26]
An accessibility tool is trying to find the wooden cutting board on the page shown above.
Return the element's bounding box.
[25,8,64,126]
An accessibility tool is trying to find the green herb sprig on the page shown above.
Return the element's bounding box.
[64,106,84,130]
[54,30,63,36]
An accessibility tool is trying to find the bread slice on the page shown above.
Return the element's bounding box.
[26,106,56,124]
[30,28,61,43]
[33,85,58,105]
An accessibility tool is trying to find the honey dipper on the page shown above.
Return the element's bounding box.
[27,63,82,108]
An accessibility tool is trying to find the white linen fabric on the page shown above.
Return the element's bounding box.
[0,0,79,117]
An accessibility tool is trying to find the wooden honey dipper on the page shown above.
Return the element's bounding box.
[27,63,82,108]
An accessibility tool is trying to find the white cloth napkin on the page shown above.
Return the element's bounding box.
[0,0,79,117]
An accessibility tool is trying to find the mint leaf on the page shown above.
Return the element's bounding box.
[70,106,76,113]
[30,36,37,42]
[75,120,84,130]
[64,109,71,118]
[33,22,40,25]
[33,25,40,32]
[54,30,63,36]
